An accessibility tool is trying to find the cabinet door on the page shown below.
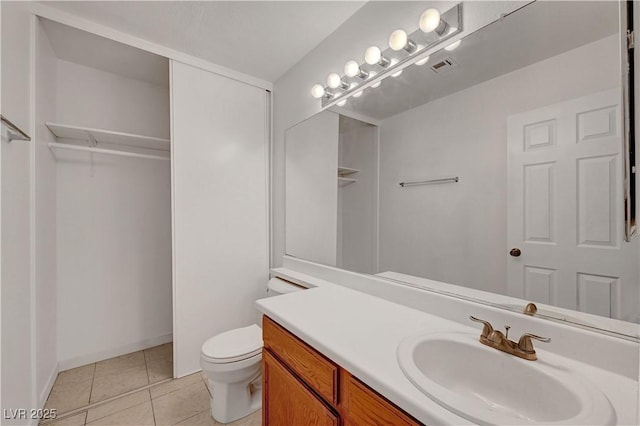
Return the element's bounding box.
[263,350,339,426]
[340,372,421,426]
[171,60,269,376]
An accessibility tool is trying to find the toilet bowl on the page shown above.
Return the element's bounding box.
[200,277,303,423]
[200,324,263,423]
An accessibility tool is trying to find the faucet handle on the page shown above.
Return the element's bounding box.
[469,316,494,338]
[517,333,551,353]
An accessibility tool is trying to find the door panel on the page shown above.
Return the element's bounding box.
[171,61,269,376]
[507,89,639,321]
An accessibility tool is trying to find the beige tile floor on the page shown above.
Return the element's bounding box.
[43,344,261,425]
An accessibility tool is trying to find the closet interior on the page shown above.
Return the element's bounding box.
[35,15,173,407]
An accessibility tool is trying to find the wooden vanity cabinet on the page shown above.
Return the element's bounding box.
[263,350,339,426]
[262,316,422,426]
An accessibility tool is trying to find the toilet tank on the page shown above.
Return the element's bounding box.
[266,277,305,296]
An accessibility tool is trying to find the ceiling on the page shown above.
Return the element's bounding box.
[43,1,366,83]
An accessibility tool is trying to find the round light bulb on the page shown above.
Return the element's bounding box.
[371,81,381,88]
[344,60,360,78]
[364,46,382,65]
[311,84,325,99]
[444,28,461,51]
[327,73,342,89]
[419,8,441,33]
[444,40,461,51]
[337,99,347,107]
[415,55,430,66]
[391,69,403,78]
[353,90,363,98]
[389,29,408,51]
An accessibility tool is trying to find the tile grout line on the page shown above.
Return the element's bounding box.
[150,386,158,426]
[87,397,150,425]
[40,378,173,425]
[143,349,151,387]
[172,409,211,426]
[144,347,158,425]
[86,363,97,423]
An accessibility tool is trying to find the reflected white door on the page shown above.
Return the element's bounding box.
[507,89,638,321]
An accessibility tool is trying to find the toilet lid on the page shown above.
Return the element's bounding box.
[201,324,263,363]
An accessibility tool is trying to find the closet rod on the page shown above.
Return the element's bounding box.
[48,143,170,161]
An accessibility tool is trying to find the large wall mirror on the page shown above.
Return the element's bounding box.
[285,1,638,337]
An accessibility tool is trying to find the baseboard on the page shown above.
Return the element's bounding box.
[57,333,173,372]
[38,364,59,409]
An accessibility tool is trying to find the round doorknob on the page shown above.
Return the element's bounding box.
[509,248,522,257]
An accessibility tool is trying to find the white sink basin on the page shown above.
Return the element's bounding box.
[397,332,615,425]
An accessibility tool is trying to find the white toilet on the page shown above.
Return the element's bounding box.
[200,278,303,423]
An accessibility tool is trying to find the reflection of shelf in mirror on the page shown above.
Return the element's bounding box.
[338,177,357,186]
[338,166,360,177]
[46,122,170,152]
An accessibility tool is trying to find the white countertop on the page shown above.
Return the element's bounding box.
[256,277,639,425]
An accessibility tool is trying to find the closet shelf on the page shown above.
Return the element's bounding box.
[338,177,357,186]
[338,166,360,177]
[45,122,170,152]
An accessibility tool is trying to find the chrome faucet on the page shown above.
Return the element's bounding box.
[469,316,550,361]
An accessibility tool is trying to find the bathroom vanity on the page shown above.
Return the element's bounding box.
[262,316,419,425]
[256,265,639,425]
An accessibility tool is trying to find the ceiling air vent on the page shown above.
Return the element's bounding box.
[430,58,456,74]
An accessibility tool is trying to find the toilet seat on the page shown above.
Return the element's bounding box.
[201,324,263,364]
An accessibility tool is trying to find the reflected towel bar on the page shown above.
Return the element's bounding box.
[1,114,31,141]
[399,176,459,187]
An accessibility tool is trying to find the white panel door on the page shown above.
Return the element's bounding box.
[171,61,269,376]
[507,89,638,321]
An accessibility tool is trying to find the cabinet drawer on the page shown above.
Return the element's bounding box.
[263,316,338,406]
[340,372,422,426]
[263,350,339,426]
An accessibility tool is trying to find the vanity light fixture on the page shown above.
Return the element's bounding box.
[311,84,326,99]
[364,46,391,67]
[444,28,462,51]
[369,71,381,88]
[310,3,461,106]
[327,72,349,90]
[415,55,430,66]
[344,60,369,79]
[348,83,364,98]
[389,29,417,53]
[419,8,450,36]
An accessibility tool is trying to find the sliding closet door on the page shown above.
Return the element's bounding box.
[171,61,269,377]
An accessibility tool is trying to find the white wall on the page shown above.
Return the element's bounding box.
[1,1,34,422]
[34,19,58,407]
[378,35,621,295]
[55,59,172,368]
[285,111,339,266]
[338,116,377,274]
[55,60,170,139]
[272,1,528,268]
